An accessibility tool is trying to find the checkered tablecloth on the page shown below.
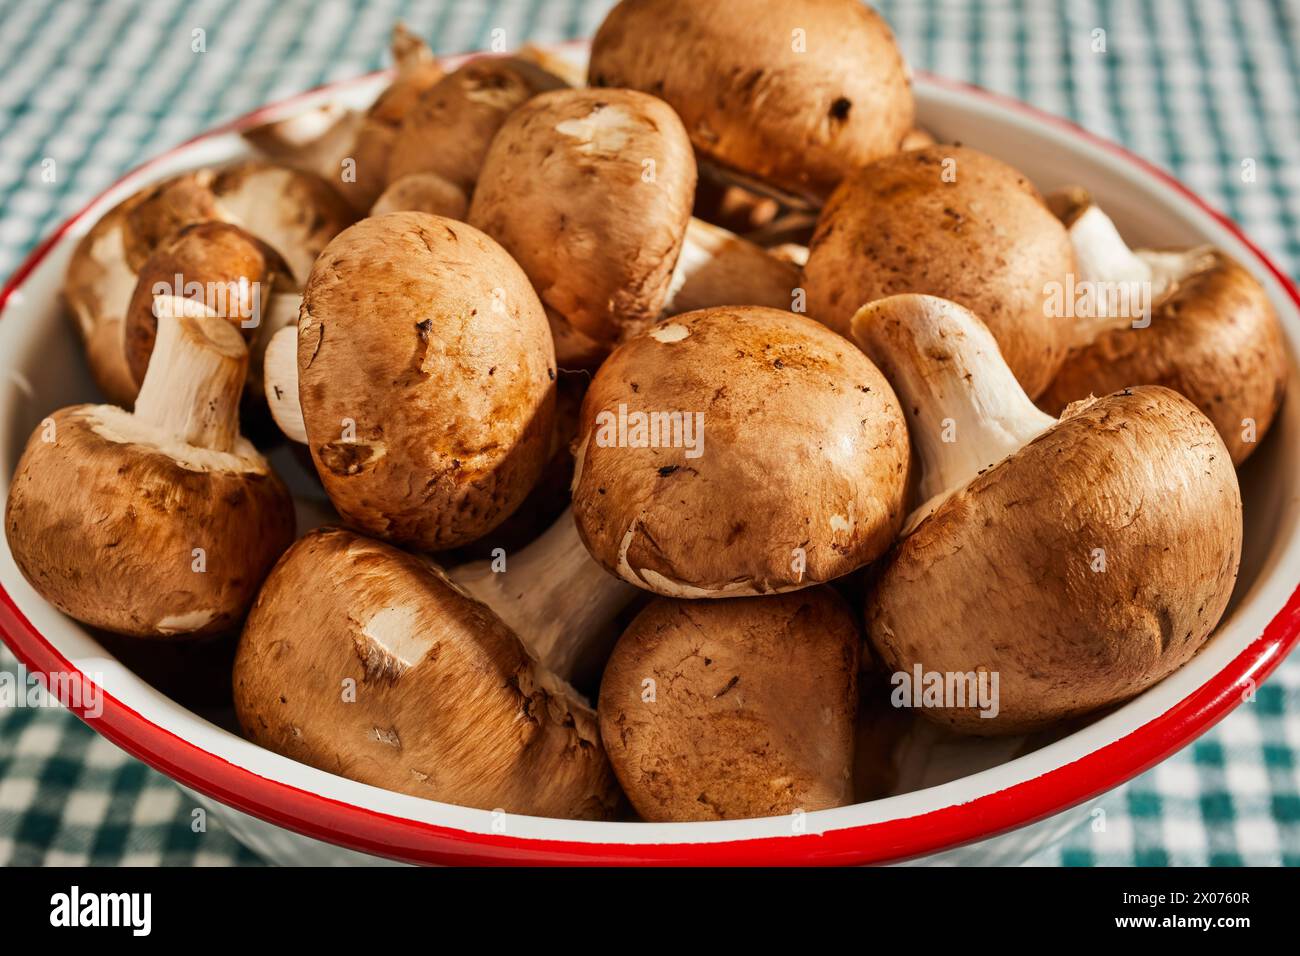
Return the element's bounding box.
[1,0,1297,867]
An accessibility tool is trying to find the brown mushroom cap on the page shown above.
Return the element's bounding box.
[233,526,621,820]
[385,56,568,197]
[598,588,859,821]
[5,313,294,639]
[298,212,556,551]
[803,145,1076,398]
[371,171,470,219]
[588,0,914,202]
[1037,192,1288,465]
[123,221,292,387]
[468,87,697,362]
[571,306,909,596]
[1041,253,1287,466]
[119,172,226,270]
[853,296,1242,734]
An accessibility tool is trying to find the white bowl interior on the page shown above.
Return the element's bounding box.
[0,69,1297,853]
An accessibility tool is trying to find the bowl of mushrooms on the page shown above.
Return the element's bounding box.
[1,1,1297,867]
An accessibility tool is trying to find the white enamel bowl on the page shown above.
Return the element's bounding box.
[1,47,1297,866]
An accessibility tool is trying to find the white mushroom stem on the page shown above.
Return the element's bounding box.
[262,321,307,443]
[448,508,637,680]
[133,296,249,452]
[851,294,1056,531]
[665,217,801,315]
[1051,188,1216,347]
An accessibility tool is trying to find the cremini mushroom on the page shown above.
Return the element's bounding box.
[242,25,445,213]
[122,221,293,390]
[64,162,352,405]
[381,55,569,218]
[370,171,469,219]
[5,300,295,638]
[598,588,860,821]
[588,0,914,204]
[233,526,621,820]
[851,294,1242,734]
[468,87,801,366]
[803,144,1076,399]
[571,305,910,597]
[288,212,556,551]
[1039,187,1288,465]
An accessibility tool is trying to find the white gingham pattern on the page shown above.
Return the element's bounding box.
[0,0,1297,866]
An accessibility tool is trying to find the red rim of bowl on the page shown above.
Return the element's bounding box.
[0,63,1297,866]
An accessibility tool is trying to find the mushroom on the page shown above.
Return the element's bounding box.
[380,55,569,218]
[851,294,1242,734]
[121,221,293,390]
[64,162,352,405]
[370,171,469,219]
[241,25,445,213]
[1038,187,1288,465]
[803,145,1076,399]
[467,87,801,367]
[233,526,621,820]
[5,300,295,638]
[588,0,914,204]
[598,588,860,821]
[571,305,910,597]
[289,212,556,551]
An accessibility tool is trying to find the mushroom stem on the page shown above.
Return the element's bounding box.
[851,294,1055,528]
[1049,187,1216,347]
[261,302,308,444]
[664,217,800,316]
[133,296,249,452]
[449,507,637,680]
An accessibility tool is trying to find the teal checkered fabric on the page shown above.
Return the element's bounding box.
[0,0,1297,866]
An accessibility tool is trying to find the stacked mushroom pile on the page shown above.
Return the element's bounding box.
[7,1,1287,825]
